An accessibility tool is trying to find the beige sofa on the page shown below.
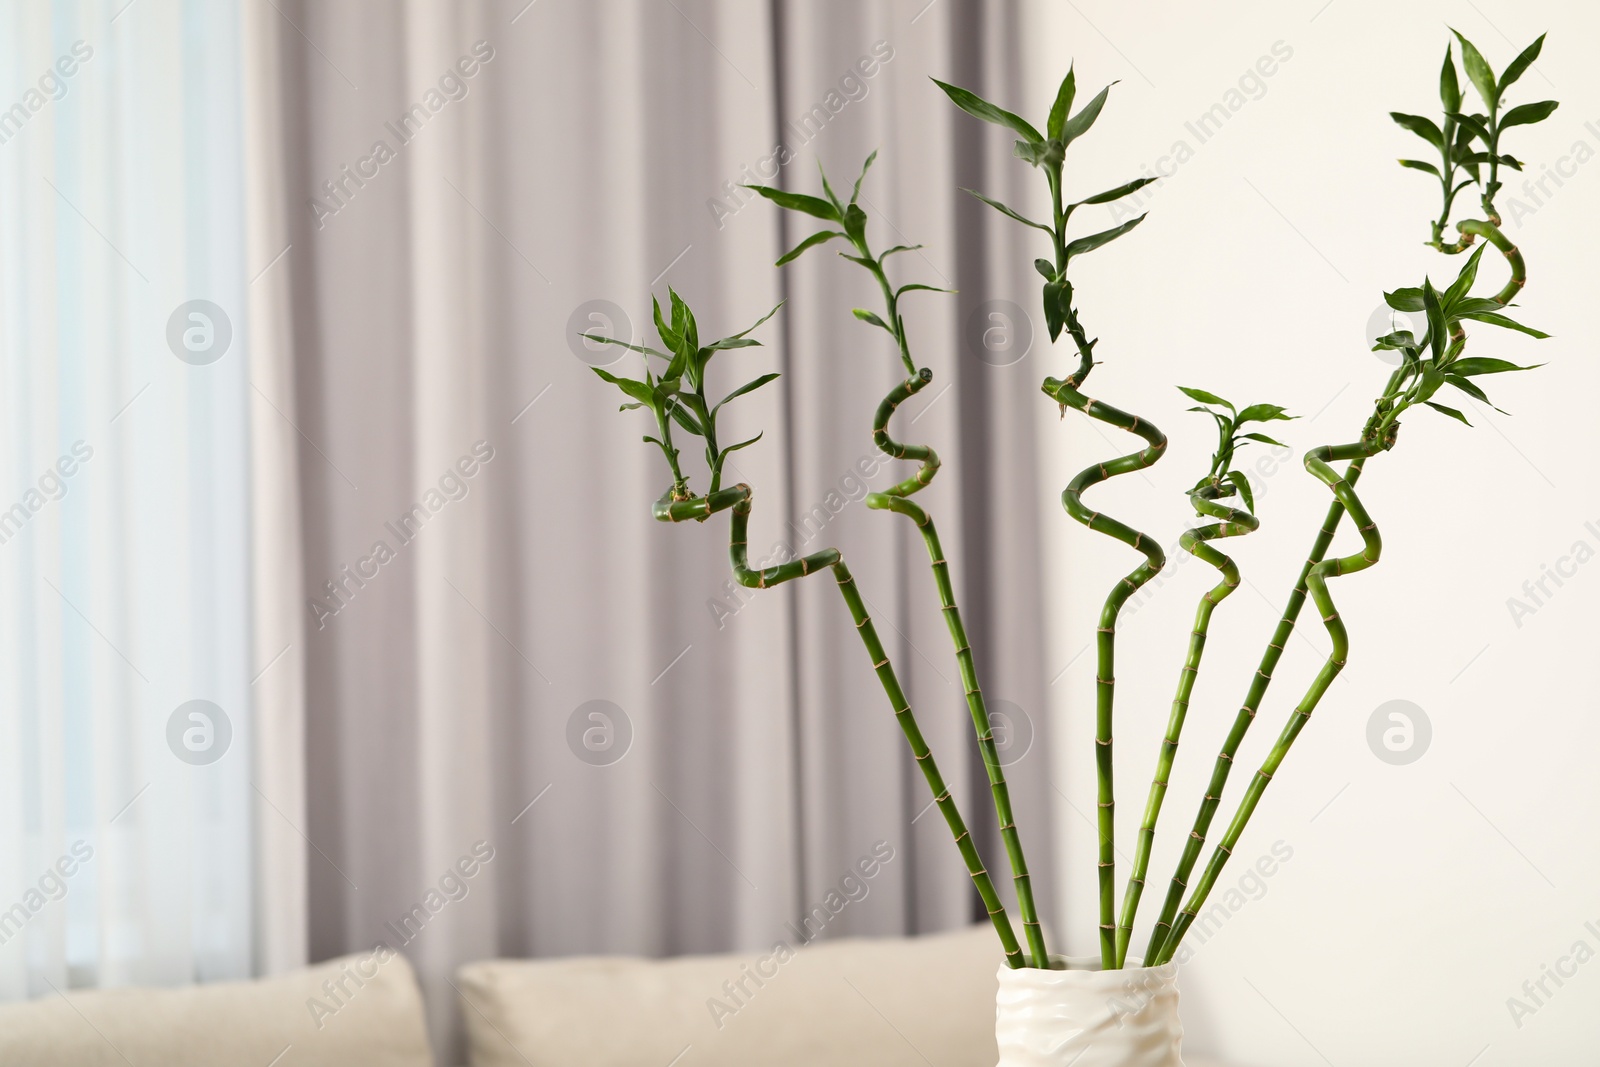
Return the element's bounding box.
[0,925,1225,1066]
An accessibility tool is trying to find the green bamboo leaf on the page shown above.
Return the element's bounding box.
[1424,400,1472,425]
[896,282,955,299]
[653,296,680,352]
[1443,244,1487,307]
[1062,83,1115,144]
[1456,311,1551,338]
[1072,176,1157,207]
[842,203,868,242]
[1440,47,1462,111]
[742,184,840,221]
[1499,33,1546,94]
[962,188,1052,231]
[669,289,699,356]
[579,334,668,360]
[930,78,1043,141]
[882,244,923,259]
[852,308,893,333]
[1444,372,1489,401]
[1451,30,1498,110]
[1013,140,1047,166]
[816,160,843,212]
[1418,360,1446,401]
[591,366,655,407]
[1422,280,1447,361]
[1034,258,1056,280]
[1177,386,1234,410]
[1065,214,1147,258]
[1448,111,1492,144]
[726,301,783,341]
[1398,159,1442,177]
[1449,356,1542,375]
[1372,330,1418,353]
[714,372,781,414]
[1385,287,1426,312]
[667,400,703,436]
[1047,66,1076,140]
[1237,403,1293,423]
[705,337,761,351]
[1501,100,1559,128]
[851,149,878,204]
[776,230,844,266]
[1390,112,1443,148]
[1239,432,1287,447]
[1041,278,1066,342]
[722,431,763,454]
[1226,470,1255,513]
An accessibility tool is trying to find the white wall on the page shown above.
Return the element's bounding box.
[1020,2,1600,1064]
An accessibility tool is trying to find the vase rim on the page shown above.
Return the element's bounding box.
[996,954,1178,986]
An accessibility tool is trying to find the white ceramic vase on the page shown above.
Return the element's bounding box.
[994,956,1183,1067]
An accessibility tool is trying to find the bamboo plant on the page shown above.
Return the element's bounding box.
[743,155,1050,968]
[584,29,1553,974]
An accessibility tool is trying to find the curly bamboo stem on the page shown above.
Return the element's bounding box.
[1456,219,1525,305]
[655,483,1026,967]
[1042,376,1167,968]
[1140,459,1363,962]
[1152,440,1383,964]
[866,369,1050,968]
[1114,484,1257,967]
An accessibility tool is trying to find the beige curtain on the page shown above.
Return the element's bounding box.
[247,0,1055,1058]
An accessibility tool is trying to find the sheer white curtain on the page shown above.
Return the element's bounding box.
[0,0,260,995]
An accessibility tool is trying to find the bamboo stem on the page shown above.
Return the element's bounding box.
[1114,484,1257,967]
[655,483,1027,967]
[867,369,1050,968]
[1151,440,1384,964]
[1041,376,1167,968]
[1140,461,1362,963]
[1456,219,1525,305]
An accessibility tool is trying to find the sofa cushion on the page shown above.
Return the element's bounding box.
[457,923,1007,1067]
[0,947,433,1066]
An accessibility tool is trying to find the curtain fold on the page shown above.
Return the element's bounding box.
[253,0,1055,1059]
